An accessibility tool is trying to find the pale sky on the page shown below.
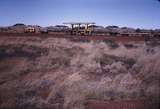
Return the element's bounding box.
[0,0,160,29]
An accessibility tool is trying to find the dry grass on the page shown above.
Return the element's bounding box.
[0,37,159,109]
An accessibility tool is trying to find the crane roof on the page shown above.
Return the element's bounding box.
[63,22,95,25]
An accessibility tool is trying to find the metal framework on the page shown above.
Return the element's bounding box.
[63,22,95,36]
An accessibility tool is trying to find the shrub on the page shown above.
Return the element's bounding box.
[103,39,119,49]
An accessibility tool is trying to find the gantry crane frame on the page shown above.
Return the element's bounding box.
[63,22,95,36]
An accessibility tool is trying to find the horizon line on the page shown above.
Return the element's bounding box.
[0,23,160,30]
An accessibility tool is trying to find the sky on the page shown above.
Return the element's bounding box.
[0,0,160,29]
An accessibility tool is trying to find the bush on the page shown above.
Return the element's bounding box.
[124,44,137,49]
[103,39,119,49]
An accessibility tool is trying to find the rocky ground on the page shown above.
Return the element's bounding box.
[0,36,159,109]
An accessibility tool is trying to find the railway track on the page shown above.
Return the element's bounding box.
[0,33,146,42]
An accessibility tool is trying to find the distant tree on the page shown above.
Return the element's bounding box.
[13,23,25,27]
[150,30,154,34]
[135,28,141,33]
[121,27,127,29]
[89,25,99,28]
[106,25,119,28]
[55,25,68,28]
